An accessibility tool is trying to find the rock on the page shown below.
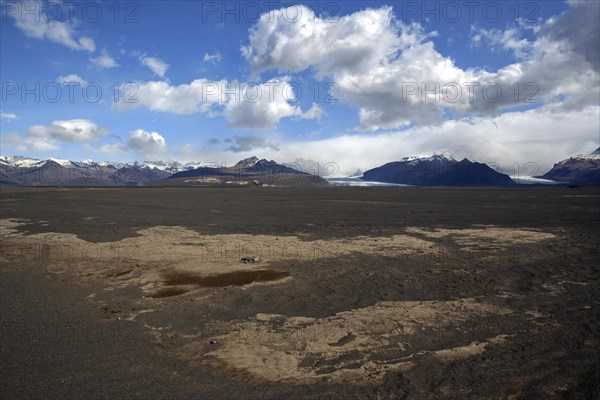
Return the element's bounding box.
[241,256,260,263]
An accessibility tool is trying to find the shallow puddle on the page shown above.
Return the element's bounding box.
[162,269,290,288]
[148,269,291,297]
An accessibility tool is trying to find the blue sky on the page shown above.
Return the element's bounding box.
[1,0,598,175]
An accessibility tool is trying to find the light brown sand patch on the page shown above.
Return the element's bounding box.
[191,298,512,383]
[405,226,555,251]
[434,334,511,360]
[0,219,437,288]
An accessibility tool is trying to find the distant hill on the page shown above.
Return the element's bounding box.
[361,154,515,186]
[537,148,600,184]
[160,156,328,187]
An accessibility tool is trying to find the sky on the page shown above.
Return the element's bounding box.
[1,0,599,176]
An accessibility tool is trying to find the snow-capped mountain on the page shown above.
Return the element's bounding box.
[1,156,204,172]
[138,160,205,173]
[398,154,456,165]
[572,147,600,161]
[0,155,201,186]
[162,156,328,187]
[537,147,600,184]
[361,154,515,186]
[0,155,48,169]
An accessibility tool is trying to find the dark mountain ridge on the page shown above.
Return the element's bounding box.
[361,155,515,186]
[163,156,328,186]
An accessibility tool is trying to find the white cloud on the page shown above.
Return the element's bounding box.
[1,119,109,152]
[469,26,533,59]
[250,106,600,177]
[140,56,169,78]
[242,4,600,131]
[10,0,95,52]
[113,79,225,115]
[3,119,125,155]
[1,112,19,121]
[0,132,35,152]
[90,50,119,69]
[126,129,167,154]
[223,78,324,130]
[113,4,599,132]
[26,136,60,151]
[27,119,109,143]
[113,78,322,130]
[203,52,222,64]
[57,74,87,85]
[242,6,403,79]
[3,119,108,151]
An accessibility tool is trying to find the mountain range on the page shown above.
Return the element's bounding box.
[0,156,326,187]
[156,156,328,187]
[2,149,599,187]
[0,156,200,186]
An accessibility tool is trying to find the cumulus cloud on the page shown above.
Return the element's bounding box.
[24,136,60,151]
[140,56,169,77]
[223,78,324,130]
[1,132,58,152]
[10,0,95,52]
[242,6,403,78]
[57,74,87,85]
[126,129,167,154]
[203,52,222,64]
[223,135,280,152]
[113,78,322,130]
[241,4,600,130]
[27,119,109,143]
[112,4,598,132]
[90,50,119,69]
[1,119,109,152]
[113,79,225,115]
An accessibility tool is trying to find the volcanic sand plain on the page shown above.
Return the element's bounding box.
[1,185,599,399]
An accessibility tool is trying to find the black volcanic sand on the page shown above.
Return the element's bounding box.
[1,186,599,399]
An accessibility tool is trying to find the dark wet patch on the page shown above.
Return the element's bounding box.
[147,269,289,298]
[162,269,290,288]
[330,332,356,347]
[148,287,190,298]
